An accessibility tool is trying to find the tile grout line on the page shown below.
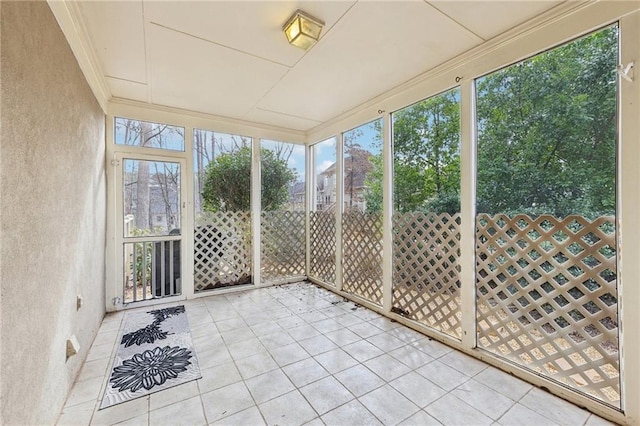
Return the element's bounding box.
[66,282,609,426]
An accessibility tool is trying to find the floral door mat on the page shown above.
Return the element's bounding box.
[100,305,201,409]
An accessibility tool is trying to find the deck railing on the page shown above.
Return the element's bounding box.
[194,211,251,291]
[476,214,619,406]
[308,211,619,407]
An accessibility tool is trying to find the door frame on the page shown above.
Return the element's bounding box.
[106,151,189,311]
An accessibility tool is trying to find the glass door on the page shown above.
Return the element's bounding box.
[115,154,185,304]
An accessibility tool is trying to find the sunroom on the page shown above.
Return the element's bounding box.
[1,1,639,425]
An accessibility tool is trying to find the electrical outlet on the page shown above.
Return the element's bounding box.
[76,295,83,311]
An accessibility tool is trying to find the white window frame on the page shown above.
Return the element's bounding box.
[101,3,639,422]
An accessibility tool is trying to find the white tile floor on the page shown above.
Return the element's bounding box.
[57,282,616,426]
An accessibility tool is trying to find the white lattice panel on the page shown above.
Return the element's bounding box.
[476,214,619,406]
[310,212,336,285]
[342,211,383,305]
[392,213,462,339]
[194,211,252,291]
[261,211,305,282]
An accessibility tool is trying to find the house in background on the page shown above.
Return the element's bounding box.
[316,151,373,213]
[317,162,337,212]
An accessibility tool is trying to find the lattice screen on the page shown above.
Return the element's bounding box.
[476,214,619,406]
[309,211,336,285]
[194,211,251,292]
[261,211,306,282]
[392,213,462,339]
[342,211,383,305]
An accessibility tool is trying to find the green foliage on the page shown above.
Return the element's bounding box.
[476,27,617,218]
[365,153,383,213]
[364,26,617,219]
[365,88,461,214]
[394,89,461,214]
[202,146,252,211]
[201,146,295,212]
[422,192,460,215]
[260,149,297,210]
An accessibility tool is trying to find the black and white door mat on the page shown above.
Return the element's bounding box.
[100,305,201,409]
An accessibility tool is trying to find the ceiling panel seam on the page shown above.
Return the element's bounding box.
[241,0,358,122]
[305,0,593,139]
[254,107,322,123]
[425,1,486,41]
[148,21,295,69]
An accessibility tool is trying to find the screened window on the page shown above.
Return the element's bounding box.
[475,26,620,407]
[342,119,383,305]
[260,140,306,282]
[391,88,462,339]
[192,129,252,292]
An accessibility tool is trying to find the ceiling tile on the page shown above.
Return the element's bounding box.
[78,1,147,83]
[144,1,356,67]
[257,1,482,122]
[148,24,290,119]
[72,0,568,131]
[244,108,322,131]
[429,1,565,40]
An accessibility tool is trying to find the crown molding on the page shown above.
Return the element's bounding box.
[48,0,111,113]
[109,97,307,143]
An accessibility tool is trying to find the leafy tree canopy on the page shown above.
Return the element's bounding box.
[201,146,295,212]
[363,26,617,219]
[476,27,617,218]
[365,89,461,214]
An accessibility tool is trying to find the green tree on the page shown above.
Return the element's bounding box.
[364,89,461,214]
[393,89,460,213]
[201,146,295,212]
[476,26,617,218]
[260,148,297,211]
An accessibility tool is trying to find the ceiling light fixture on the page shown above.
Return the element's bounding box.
[283,10,324,50]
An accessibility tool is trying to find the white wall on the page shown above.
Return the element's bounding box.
[0,2,106,424]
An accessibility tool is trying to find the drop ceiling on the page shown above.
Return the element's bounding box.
[74,1,565,132]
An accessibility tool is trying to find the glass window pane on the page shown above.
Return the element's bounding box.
[475,26,619,407]
[115,117,185,151]
[260,140,306,283]
[123,159,181,237]
[342,119,383,305]
[193,130,252,291]
[343,121,381,213]
[314,137,337,212]
[310,137,337,284]
[392,88,460,213]
[391,88,462,339]
[194,131,252,214]
[260,140,305,211]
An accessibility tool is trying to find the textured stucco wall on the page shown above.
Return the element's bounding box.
[0,2,106,424]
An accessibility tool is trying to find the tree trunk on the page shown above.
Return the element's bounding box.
[135,122,152,230]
